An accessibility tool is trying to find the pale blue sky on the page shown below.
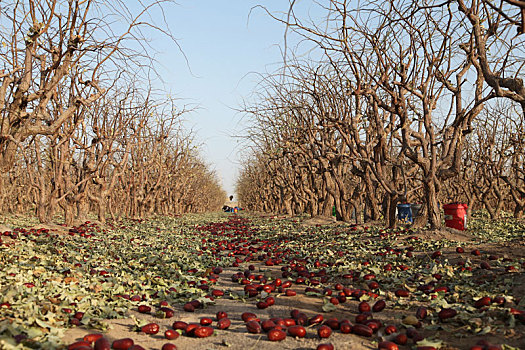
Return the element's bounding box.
[151,1,305,197]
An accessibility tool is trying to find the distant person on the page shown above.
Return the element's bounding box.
[229,195,234,201]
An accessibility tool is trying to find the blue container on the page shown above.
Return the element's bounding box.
[397,204,413,224]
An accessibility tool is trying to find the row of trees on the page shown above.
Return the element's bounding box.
[0,1,225,224]
[237,0,525,228]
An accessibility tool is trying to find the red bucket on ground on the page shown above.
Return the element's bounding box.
[443,203,468,231]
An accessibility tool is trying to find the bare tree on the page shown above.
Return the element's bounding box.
[0,0,178,205]
[244,0,510,228]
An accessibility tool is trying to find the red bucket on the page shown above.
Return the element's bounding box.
[443,203,468,231]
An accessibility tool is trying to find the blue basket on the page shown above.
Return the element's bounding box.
[397,204,413,224]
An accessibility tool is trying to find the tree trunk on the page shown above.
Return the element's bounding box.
[384,193,399,228]
[412,205,428,228]
[76,196,90,222]
[363,172,380,221]
[482,195,499,220]
[0,175,5,212]
[0,142,18,174]
[465,189,476,221]
[284,196,293,216]
[515,203,524,219]
[322,195,334,217]
[425,180,442,229]
[64,201,75,226]
[37,197,50,223]
[97,196,107,224]
[354,198,364,225]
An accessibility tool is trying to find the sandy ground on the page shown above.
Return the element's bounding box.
[62,264,374,350]
[61,250,525,350]
[54,216,525,350]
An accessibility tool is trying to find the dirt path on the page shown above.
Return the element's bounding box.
[63,264,374,350]
[40,214,525,350]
